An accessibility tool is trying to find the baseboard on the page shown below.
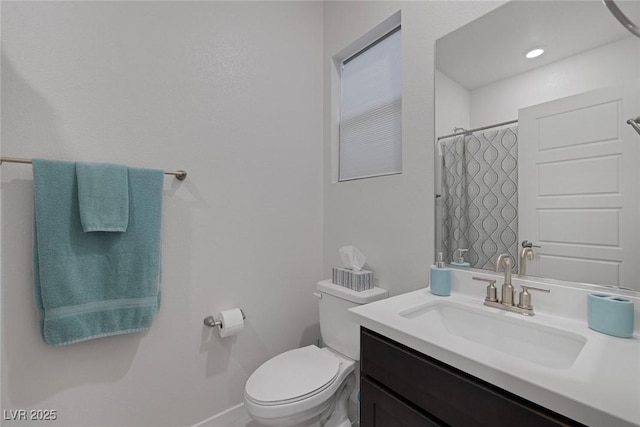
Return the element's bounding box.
[192,401,360,427]
[191,403,248,427]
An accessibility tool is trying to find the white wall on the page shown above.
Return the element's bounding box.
[470,36,640,127]
[435,69,471,138]
[322,1,503,297]
[433,69,471,253]
[0,0,3,416]
[1,2,322,426]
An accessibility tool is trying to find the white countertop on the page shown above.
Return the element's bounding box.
[349,268,640,427]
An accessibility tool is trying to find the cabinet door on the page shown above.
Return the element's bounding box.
[360,377,442,427]
[361,328,583,427]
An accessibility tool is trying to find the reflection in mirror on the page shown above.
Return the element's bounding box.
[435,1,640,291]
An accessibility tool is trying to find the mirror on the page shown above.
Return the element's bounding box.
[435,1,640,291]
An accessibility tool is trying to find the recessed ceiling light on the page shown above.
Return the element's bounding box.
[525,47,545,59]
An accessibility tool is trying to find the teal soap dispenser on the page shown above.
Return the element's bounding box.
[430,252,451,296]
[451,249,470,267]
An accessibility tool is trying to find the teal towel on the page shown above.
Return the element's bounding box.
[33,159,164,346]
[76,161,129,232]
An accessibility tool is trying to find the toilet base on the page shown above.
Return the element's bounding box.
[321,372,355,427]
[249,372,356,427]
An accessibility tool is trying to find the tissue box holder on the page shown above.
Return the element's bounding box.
[332,267,374,292]
[587,293,634,338]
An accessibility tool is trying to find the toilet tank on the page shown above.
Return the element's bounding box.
[316,280,388,361]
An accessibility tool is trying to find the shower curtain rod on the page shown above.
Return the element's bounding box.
[0,156,187,180]
[437,119,518,141]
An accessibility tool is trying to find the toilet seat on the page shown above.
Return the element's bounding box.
[245,345,340,406]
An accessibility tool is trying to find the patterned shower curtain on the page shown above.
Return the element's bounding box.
[440,125,518,271]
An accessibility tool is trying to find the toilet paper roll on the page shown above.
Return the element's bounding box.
[217,308,244,338]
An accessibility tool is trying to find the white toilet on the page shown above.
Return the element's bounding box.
[244,280,388,427]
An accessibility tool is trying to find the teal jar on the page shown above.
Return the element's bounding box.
[587,293,634,338]
[430,252,451,296]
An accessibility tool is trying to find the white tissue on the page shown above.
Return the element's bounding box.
[339,246,366,272]
[218,308,244,338]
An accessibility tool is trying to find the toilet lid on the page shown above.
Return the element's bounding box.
[245,345,340,405]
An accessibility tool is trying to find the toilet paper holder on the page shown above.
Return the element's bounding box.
[203,309,246,328]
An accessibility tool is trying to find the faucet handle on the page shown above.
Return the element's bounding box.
[521,240,541,249]
[517,285,550,310]
[472,276,498,302]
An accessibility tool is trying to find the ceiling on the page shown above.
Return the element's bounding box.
[436,0,640,90]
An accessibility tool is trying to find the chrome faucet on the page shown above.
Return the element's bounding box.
[520,247,534,276]
[495,254,514,306]
[472,253,550,316]
[519,240,540,276]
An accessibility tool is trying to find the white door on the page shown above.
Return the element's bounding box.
[518,80,640,287]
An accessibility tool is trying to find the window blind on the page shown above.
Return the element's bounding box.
[339,27,402,181]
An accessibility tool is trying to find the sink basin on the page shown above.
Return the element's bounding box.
[399,301,587,369]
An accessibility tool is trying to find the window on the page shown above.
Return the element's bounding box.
[339,26,402,181]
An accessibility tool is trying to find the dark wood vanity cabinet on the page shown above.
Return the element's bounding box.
[360,328,584,427]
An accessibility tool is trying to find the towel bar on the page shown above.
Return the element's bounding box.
[0,156,187,181]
